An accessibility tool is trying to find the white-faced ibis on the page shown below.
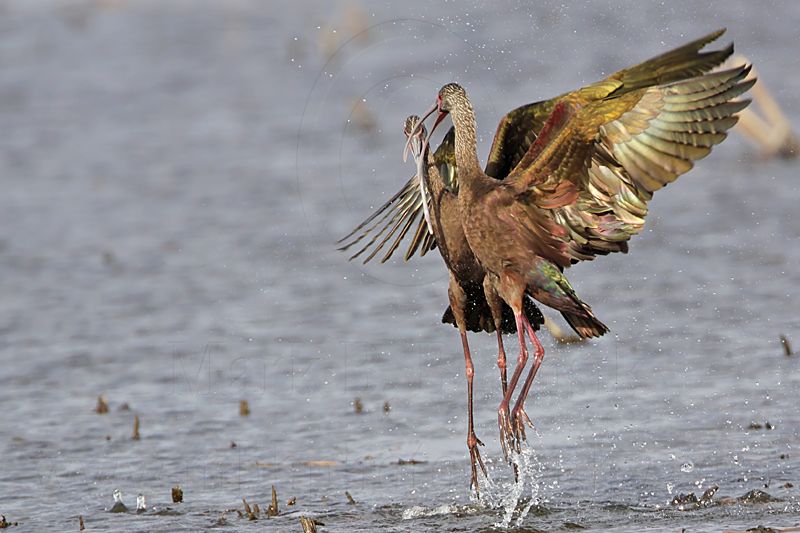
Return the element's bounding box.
[410,29,753,454]
[341,115,545,493]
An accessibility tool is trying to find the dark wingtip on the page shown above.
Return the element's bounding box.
[721,41,734,57]
[702,28,727,46]
[562,311,609,339]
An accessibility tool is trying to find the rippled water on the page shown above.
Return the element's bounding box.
[1,1,799,531]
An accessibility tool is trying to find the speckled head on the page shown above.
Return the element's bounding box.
[437,83,468,113]
[403,114,427,162]
[403,115,426,139]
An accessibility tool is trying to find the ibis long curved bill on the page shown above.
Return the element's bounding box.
[402,101,447,162]
[403,117,434,235]
[403,101,449,236]
[409,134,434,235]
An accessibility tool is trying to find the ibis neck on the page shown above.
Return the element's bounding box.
[450,103,483,180]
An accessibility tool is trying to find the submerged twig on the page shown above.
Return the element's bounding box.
[345,491,356,505]
[670,485,717,509]
[739,489,778,504]
[131,415,140,440]
[700,485,718,504]
[95,395,109,414]
[300,516,322,533]
[267,485,279,517]
[0,515,18,528]
[242,498,257,520]
[780,335,792,356]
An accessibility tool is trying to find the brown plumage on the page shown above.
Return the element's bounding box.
[411,29,752,456]
[341,115,546,493]
[338,122,545,335]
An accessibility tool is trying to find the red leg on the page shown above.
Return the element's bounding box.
[460,329,486,494]
[496,329,508,396]
[483,276,508,398]
[510,317,545,446]
[498,310,528,459]
[448,278,487,493]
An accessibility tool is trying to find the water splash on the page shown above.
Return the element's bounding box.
[136,493,147,513]
[401,440,546,527]
[479,441,545,528]
[401,504,474,520]
[109,489,129,513]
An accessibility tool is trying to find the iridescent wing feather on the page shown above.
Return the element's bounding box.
[505,64,754,268]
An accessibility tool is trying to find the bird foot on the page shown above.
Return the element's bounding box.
[498,403,514,460]
[511,407,534,451]
[467,432,487,496]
